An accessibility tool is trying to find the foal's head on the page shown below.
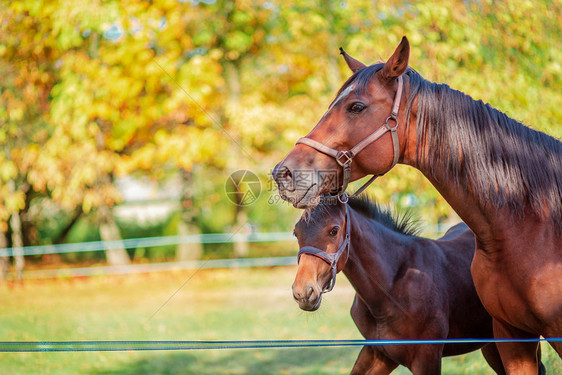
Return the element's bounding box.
[292,200,348,311]
[274,37,412,208]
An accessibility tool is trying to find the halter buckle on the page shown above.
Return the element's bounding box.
[384,113,398,131]
[337,192,349,204]
[335,151,353,167]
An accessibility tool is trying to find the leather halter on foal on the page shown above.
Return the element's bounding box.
[295,76,404,294]
[295,76,404,202]
[297,199,351,293]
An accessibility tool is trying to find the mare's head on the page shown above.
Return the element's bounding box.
[292,199,348,311]
[273,37,413,208]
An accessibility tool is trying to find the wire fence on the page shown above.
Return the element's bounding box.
[0,232,295,258]
[2,228,560,356]
[1,338,560,352]
[1,224,452,279]
[20,256,297,279]
[0,223,452,258]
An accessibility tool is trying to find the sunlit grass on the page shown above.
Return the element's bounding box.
[0,267,559,374]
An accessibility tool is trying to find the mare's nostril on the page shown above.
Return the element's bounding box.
[306,286,314,299]
[279,166,292,181]
[274,165,293,188]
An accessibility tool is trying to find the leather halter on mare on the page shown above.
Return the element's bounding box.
[297,200,351,293]
[295,76,404,202]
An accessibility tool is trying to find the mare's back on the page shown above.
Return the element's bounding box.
[418,222,477,297]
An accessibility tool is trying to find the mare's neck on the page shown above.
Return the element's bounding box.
[418,169,496,242]
[342,209,411,312]
[401,95,503,246]
[403,79,561,246]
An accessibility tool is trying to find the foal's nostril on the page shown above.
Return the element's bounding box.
[292,285,302,301]
[306,286,314,299]
[293,283,321,311]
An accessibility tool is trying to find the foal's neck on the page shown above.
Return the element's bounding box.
[342,209,411,308]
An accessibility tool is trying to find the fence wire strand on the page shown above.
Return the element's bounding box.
[1,338,560,352]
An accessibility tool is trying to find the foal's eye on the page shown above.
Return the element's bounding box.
[328,227,340,236]
[348,102,366,114]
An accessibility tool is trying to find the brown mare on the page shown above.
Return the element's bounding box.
[274,37,562,374]
[292,196,512,374]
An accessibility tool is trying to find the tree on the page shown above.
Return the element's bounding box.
[1,0,559,266]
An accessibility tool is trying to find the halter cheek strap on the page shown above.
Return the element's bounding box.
[296,76,403,198]
[297,202,351,293]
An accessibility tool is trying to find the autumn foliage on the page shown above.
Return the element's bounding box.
[0,0,560,260]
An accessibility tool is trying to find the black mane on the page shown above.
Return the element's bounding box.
[347,196,421,236]
[307,195,421,237]
[344,64,562,230]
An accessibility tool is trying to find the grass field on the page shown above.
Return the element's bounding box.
[0,266,559,374]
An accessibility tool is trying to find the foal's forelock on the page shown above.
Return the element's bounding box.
[300,203,334,225]
[299,196,421,237]
[300,208,314,224]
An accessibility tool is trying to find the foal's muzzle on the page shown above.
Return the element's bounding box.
[292,282,322,312]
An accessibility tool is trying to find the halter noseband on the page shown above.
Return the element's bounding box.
[295,76,404,200]
[297,200,351,293]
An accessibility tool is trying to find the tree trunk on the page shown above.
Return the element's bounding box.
[10,212,24,280]
[233,210,250,258]
[224,56,250,258]
[176,221,202,261]
[98,205,130,266]
[53,207,82,244]
[0,231,9,280]
[176,169,203,261]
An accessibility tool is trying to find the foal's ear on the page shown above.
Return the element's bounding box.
[339,47,367,73]
[381,36,410,81]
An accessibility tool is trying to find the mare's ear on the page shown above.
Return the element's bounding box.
[381,36,410,81]
[339,47,367,73]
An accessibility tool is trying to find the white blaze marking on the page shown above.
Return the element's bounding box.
[328,84,356,110]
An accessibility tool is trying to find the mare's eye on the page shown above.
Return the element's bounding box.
[328,226,340,236]
[348,102,366,114]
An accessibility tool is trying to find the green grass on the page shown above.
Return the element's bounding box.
[0,267,559,374]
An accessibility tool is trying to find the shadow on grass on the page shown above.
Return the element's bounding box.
[89,345,562,375]
[91,347,364,375]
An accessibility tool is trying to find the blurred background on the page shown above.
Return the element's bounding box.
[0,0,560,373]
[1,0,561,271]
